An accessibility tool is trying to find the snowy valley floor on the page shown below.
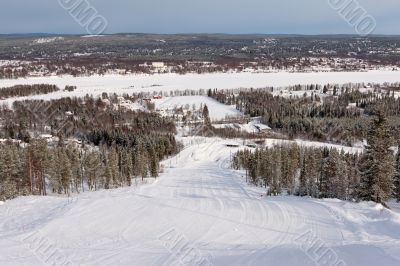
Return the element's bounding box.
[1,138,400,266]
[1,70,400,107]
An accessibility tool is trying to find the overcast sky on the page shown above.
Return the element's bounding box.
[0,0,399,35]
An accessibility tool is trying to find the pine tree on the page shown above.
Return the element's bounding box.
[28,140,48,196]
[336,153,349,200]
[202,105,211,127]
[322,148,340,198]
[207,89,212,97]
[299,155,308,196]
[58,149,72,195]
[0,145,18,200]
[280,148,290,189]
[269,148,282,195]
[120,148,133,186]
[319,148,331,198]
[357,111,395,205]
[287,144,300,194]
[394,145,400,202]
[307,149,319,198]
[348,153,361,198]
[260,150,272,189]
[108,148,120,187]
[84,151,102,191]
[248,155,258,185]
[66,145,82,193]
[149,148,159,178]
[47,149,60,193]
[323,85,328,94]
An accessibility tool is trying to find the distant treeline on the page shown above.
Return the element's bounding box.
[0,84,59,99]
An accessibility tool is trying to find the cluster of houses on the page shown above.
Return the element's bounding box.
[142,95,163,103]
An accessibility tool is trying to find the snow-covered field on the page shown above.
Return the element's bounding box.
[1,137,399,266]
[153,96,241,120]
[1,70,400,106]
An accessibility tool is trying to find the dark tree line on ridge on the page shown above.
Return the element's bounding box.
[208,84,400,145]
[0,84,59,99]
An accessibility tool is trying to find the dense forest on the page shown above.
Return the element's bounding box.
[0,135,177,201]
[233,112,400,205]
[1,94,175,139]
[0,94,179,200]
[209,84,400,145]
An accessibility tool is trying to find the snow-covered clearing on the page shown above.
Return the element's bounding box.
[265,138,363,154]
[0,70,399,106]
[213,117,270,133]
[154,96,241,120]
[1,137,399,266]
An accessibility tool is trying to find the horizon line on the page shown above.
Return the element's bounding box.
[1,32,400,37]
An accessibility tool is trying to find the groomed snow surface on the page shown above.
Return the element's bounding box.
[1,137,400,266]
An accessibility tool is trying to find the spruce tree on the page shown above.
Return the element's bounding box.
[357,111,395,205]
[322,148,340,199]
[202,105,211,127]
[319,148,331,198]
[299,156,308,196]
[307,149,319,198]
[108,148,120,187]
[46,149,60,193]
[58,149,72,195]
[0,146,18,200]
[261,150,272,189]
[84,151,102,191]
[336,154,349,200]
[269,149,282,195]
[28,140,48,196]
[394,145,400,202]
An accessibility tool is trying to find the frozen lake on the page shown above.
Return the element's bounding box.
[0,70,399,105]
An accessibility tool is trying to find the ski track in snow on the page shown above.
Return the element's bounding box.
[1,138,400,265]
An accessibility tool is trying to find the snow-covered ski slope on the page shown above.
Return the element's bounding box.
[1,137,400,266]
[1,70,400,106]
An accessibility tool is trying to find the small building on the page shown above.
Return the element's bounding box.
[254,123,271,133]
[226,143,240,148]
[152,62,165,68]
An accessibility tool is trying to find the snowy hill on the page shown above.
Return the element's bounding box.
[1,137,400,265]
